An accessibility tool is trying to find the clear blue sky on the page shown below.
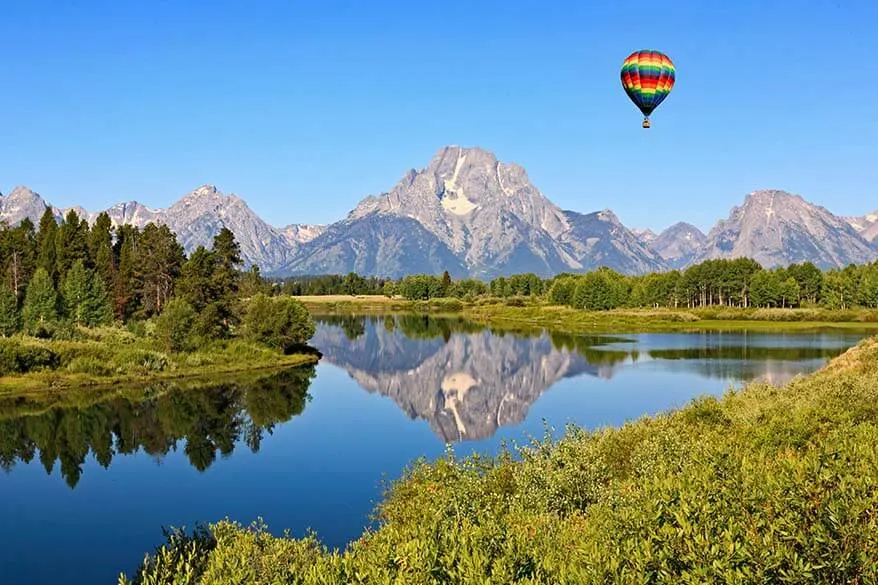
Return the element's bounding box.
[1,0,876,233]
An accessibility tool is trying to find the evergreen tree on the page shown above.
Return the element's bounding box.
[62,260,112,327]
[88,272,114,326]
[209,227,243,333]
[55,209,90,276]
[136,224,184,318]
[238,265,270,299]
[175,246,216,312]
[0,284,20,336]
[88,212,116,292]
[440,270,452,296]
[3,218,38,300]
[36,207,59,282]
[23,267,58,335]
[113,225,139,320]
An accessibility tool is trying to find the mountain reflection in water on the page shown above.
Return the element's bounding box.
[0,316,865,487]
[311,315,863,443]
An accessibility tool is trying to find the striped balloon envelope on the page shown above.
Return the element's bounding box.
[620,49,675,128]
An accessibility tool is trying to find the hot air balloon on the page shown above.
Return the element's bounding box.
[620,49,675,128]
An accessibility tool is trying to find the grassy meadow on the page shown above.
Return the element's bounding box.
[0,324,318,393]
[297,294,878,333]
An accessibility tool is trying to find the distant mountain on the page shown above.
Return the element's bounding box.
[632,228,658,245]
[282,223,327,245]
[280,146,665,278]
[0,186,63,225]
[694,190,876,269]
[649,222,707,269]
[3,149,877,277]
[844,211,878,243]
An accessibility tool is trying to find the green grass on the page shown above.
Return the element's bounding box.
[0,326,319,393]
[464,304,878,333]
[300,295,878,332]
[122,334,878,584]
[297,294,465,316]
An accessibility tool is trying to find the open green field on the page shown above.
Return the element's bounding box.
[296,294,878,333]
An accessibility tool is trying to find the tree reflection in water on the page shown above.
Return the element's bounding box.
[0,366,317,488]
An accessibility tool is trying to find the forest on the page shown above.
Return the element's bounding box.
[282,258,878,311]
[0,208,314,380]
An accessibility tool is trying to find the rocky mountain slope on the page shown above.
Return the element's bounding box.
[647,222,707,269]
[280,146,665,278]
[693,190,876,269]
[3,148,876,276]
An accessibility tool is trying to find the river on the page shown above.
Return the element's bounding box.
[0,314,872,584]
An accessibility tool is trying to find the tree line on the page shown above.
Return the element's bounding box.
[282,258,878,311]
[0,207,313,352]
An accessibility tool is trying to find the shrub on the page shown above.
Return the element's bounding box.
[123,337,878,584]
[66,356,113,376]
[0,340,61,375]
[153,299,197,353]
[242,294,315,352]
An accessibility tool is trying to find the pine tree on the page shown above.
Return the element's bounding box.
[23,267,58,335]
[62,260,91,326]
[209,227,243,334]
[440,270,452,297]
[36,207,59,282]
[55,209,90,276]
[0,284,20,336]
[61,260,110,326]
[3,218,38,299]
[113,225,139,320]
[87,273,114,326]
[88,212,116,292]
[238,265,270,299]
[175,246,217,312]
[136,224,184,318]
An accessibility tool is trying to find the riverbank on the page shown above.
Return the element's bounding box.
[0,363,317,422]
[0,326,319,393]
[122,328,878,583]
[297,294,878,332]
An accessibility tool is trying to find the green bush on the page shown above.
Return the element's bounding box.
[126,320,148,338]
[66,356,114,376]
[0,340,61,375]
[153,299,197,353]
[123,338,878,584]
[242,294,315,352]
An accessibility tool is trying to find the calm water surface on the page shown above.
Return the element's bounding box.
[0,315,872,584]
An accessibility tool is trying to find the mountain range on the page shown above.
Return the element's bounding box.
[2,145,876,277]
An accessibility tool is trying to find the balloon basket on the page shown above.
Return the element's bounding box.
[642,118,651,129]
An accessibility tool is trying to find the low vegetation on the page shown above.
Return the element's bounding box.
[121,334,878,583]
